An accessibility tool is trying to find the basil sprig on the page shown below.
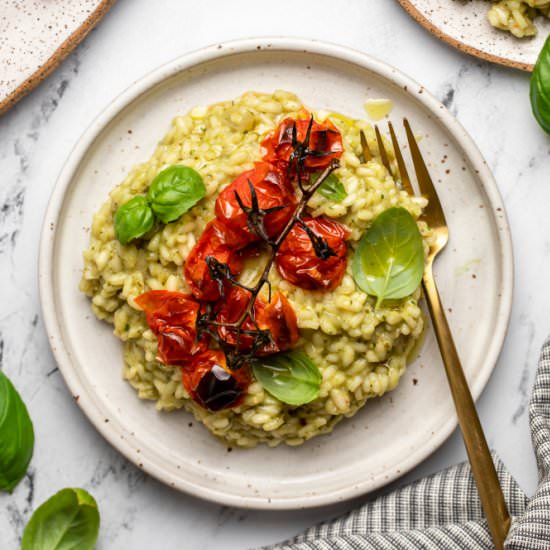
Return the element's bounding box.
[0,371,34,493]
[114,165,205,244]
[114,196,155,245]
[531,35,550,135]
[22,488,100,550]
[312,172,347,202]
[352,207,424,308]
[252,351,322,406]
[148,165,206,223]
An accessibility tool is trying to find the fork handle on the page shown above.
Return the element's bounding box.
[422,264,511,550]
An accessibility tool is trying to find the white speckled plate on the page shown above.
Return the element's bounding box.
[0,0,115,114]
[39,38,513,509]
[399,0,550,71]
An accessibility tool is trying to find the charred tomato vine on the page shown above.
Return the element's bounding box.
[137,115,348,411]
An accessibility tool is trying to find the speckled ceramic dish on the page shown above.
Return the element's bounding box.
[39,38,513,509]
[0,0,115,114]
[399,0,550,71]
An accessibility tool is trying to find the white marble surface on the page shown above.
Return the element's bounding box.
[0,1,548,548]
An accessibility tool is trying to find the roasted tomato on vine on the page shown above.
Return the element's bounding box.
[261,115,343,172]
[134,290,208,364]
[275,216,349,291]
[216,286,265,352]
[184,219,248,301]
[215,161,296,241]
[257,291,300,355]
[216,286,299,354]
[181,350,250,411]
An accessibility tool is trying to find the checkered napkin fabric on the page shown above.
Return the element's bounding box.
[264,339,550,550]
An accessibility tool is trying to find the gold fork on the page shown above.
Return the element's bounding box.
[361,122,512,549]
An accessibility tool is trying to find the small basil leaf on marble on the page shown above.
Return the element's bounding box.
[0,371,34,493]
[531,35,550,135]
[22,488,100,550]
[311,172,347,202]
[147,165,206,223]
[252,351,322,406]
[114,195,155,245]
[352,207,424,308]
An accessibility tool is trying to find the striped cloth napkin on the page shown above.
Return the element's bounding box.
[264,339,550,549]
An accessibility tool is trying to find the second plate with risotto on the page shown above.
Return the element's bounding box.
[399,0,550,71]
[39,38,513,508]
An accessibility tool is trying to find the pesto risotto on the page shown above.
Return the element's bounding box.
[487,0,550,37]
[80,91,429,448]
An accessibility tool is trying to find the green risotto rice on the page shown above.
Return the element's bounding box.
[80,90,429,447]
[487,0,550,37]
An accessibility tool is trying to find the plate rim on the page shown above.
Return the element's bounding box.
[38,36,514,509]
[0,0,117,115]
[398,0,534,72]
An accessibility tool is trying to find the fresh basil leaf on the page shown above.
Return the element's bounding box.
[0,371,34,493]
[312,172,347,202]
[352,207,424,307]
[252,351,322,406]
[147,165,206,224]
[530,35,550,135]
[114,195,154,245]
[22,488,100,550]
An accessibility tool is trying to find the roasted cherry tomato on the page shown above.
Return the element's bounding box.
[261,115,343,172]
[184,219,248,301]
[257,291,300,355]
[275,216,349,291]
[215,161,296,241]
[134,290,208,364]
[215,286,262,351]
[181,349,249,411]
[216,286,299,354]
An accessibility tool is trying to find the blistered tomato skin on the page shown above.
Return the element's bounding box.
[133,292,249,410]
[216,286,299,354]
[181,350,249,411]
[261,115,343,172]
[256,291,299,355]
[275,216,349,291]
[134,290,208,363]
[184,219,248,301]
[216,286,260,352]
[215,161,297,240]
